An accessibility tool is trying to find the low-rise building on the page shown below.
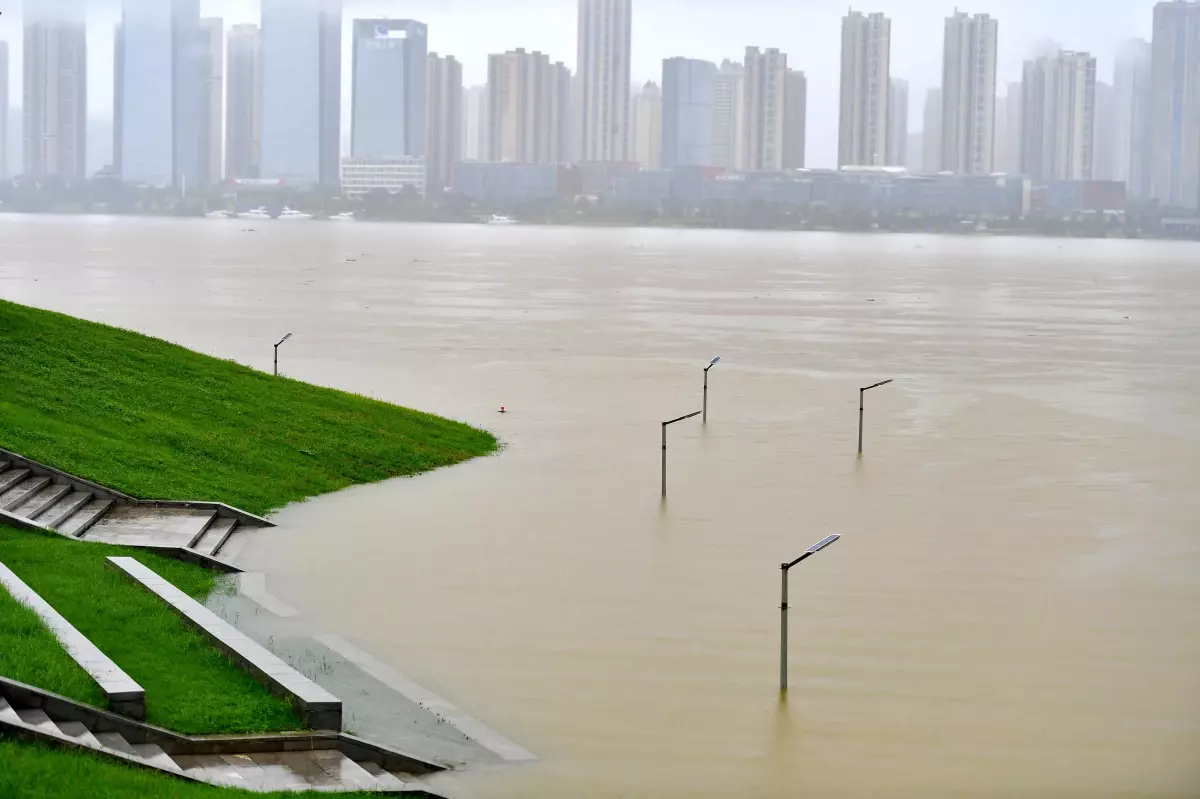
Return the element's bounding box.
[340,156,426,197]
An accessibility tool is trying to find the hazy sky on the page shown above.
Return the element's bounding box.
[0,0,1161,169]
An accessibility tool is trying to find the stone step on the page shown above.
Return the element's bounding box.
[59,499,114,538]
[195,518,238,557]
[0,697,22,725]
[131,742,182,772]
[0,476,51,511]
[13,483,72,521]
[41,491,94,529]
[0,468,30,494]
[357,760,410,791]
[184,511,220,549]
[94,731,137,755]
[308,749,382,791]
[0,461,9,473]
[55,720,103,749]
[14,707,61,736]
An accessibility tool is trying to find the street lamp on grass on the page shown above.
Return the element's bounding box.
[703,357,721,423]
[780,533,840,692]
[274,333,293,377]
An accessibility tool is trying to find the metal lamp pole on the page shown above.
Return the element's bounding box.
[702,357,721,423]
[274,333,293,377]
[780,533,840,691]
[661,410,702,496]
[857,379,894,457]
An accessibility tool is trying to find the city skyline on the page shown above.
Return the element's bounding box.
[0,0,1161,172]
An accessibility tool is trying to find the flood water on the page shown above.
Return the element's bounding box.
[3,215,1199,798]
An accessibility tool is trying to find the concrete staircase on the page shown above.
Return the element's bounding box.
[0,695,441,794]
[0,452,267,563]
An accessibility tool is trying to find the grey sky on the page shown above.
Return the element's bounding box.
[0,0,1161,169]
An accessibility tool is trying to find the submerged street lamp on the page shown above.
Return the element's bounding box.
[661,410,702,497]
[857,379,894,457]
[274,333,293,377]
[780,533,840,692]
[703,357,721,423]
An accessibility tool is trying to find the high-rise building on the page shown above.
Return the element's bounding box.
[993,82,1022,173]
[1149,1,1200,209]
[576,0,632,161]
[1021,51,1097,182]
[487,49,571,164]
[1114,39,1152,199]
[426,53,463,194]
[631,81,662,170]
[0,41,8,178]
[783,69,807,169]
[1093,81,1116,181]
[921,87,941,173]
[351,19,427,159]
[261,0,341,185]
[462,86,489,162]
[887,77,909,166]
[199,18,223,185]
[838,10,891,167]
[23,0,88,179]
[225,24,262,179]
[115,0,206,188]
[940,11,998,174]
[661,58,716,168]
[743,47,788,171]
[713,60,745,170]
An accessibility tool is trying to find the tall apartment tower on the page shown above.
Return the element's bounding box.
[1020,51,1097,181]
[0,42,8,178]
[713,60,745,170]
[426,53,463,193]
[661,58,716,168]
[199,18,223,185]
[887,78,909,166]
[1093,82,1116,181]
[742,47,788,171]
[783,69,807,169]
[631,81,662,170]
[921,87,942,173]
[838,10,891,167]
[225,24,262,179]
[1114,39,1152,199]
[1149,1,1200,209]
[576,0,632,161]
[23,0,88,179]
[461,86,489,162]
[992,82,1022,173]
[350,19,427,159]
[488,49,571,164]
[940,11,998,174]
[261,0,341,185]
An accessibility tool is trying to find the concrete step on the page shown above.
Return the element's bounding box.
[94,731,137,755]
[0,461,9,474]
[0,697,22,725]
[184,511,220,549]
[308,749,381,791]
[194,518,238,557]
[131,742,182,772]
[12,483,71,521]
[357,760,410,791]
[59,499,114,538]
[14,707,61,736]
[0,468,30,494]
[0,476,51,511]
[41,491,94,529]
[55,720,103,749]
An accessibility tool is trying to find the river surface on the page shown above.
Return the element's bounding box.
[2,215,1199,798]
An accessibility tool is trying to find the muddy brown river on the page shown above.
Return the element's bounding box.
[2,215,1198,798]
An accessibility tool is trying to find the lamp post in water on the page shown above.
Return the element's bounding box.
[661,410,702,497]
[780,533,840,692]
[703,357,721,423]
[274,333,293,377]
[857,379,894,457]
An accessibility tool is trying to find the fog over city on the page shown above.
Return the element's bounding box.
[0,0,1160,171]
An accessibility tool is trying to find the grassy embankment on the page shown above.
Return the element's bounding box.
[0,299,497,790]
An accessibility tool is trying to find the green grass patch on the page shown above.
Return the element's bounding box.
[0,527,302,734]
[0,299,498,516]
[0,738,383,799]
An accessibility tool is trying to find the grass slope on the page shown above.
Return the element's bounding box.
[0,527,301,734]
[0,739,383,799]
[0,299,497,516]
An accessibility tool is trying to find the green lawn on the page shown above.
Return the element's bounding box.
[0,299,497,516]
[0,739,383,799]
